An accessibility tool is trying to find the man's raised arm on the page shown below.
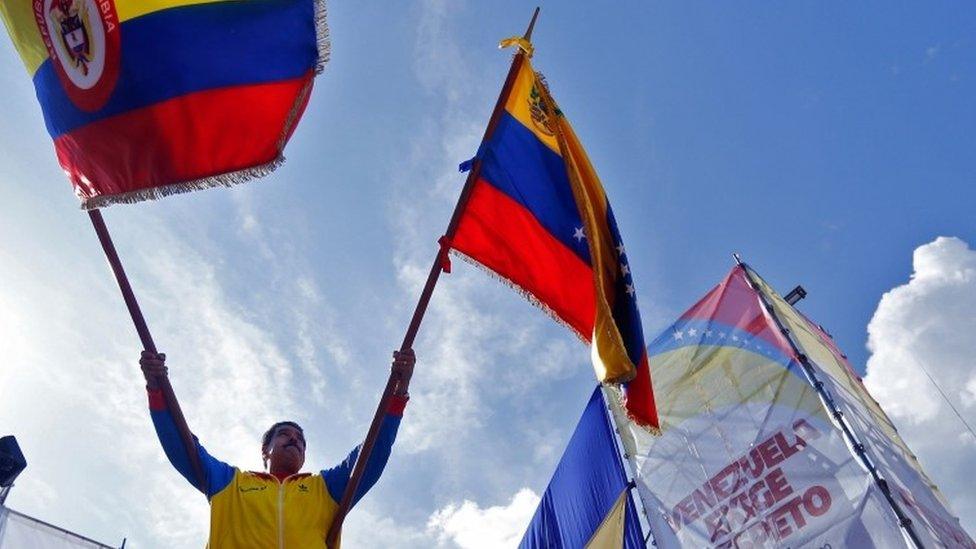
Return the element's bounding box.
[140,351,234,499]
[322,349,415,507]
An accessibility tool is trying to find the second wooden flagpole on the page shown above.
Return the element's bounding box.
[326,8,541,546]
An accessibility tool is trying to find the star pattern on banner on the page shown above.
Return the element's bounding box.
[660,322,792,366]
[573,227,586,242]
[615,240,638,301]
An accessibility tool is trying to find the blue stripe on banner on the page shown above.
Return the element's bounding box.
[519,387,645,549]
[479,112,592,265]
[647,318,796,368]
[33,0,317,138]
[605,205,646,365]
[611,278,644,366]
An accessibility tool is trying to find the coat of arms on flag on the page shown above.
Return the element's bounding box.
[2,0,329,208]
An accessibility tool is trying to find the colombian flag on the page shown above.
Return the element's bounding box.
[0,0,327,209]
[451,52,659,430]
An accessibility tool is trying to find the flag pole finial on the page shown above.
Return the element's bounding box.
[524,7,541,40]
[501,8,540,56]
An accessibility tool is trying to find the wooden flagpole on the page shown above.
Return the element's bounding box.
[326,8,541,546]
[87,209,208,493]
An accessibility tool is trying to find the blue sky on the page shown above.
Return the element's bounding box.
[1,2,974,546]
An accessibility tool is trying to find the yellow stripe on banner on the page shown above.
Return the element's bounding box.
[544,85,633,384]
[584,486,628,549]
[648,345,827,430]
[0,1,49,76]
[117,0,231,23]
[504,59,561,155]
[0,0,235,76]
[560,117,625,383]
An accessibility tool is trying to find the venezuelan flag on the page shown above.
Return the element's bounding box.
[451,54,659,430]
[0,0,328,208]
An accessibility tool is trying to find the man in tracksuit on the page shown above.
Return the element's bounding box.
[140,349,413,548]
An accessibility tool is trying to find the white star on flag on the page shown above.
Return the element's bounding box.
[718,332,726,339]
[688,328,698,336]
[621,263,630,276]
[625,283,636,297]
[616,243,626,256]
[672,330,683,340]
[705,330,713,337]
[573,227,586,241]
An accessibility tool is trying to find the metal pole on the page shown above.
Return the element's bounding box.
[599,388,656,547]
[87,209,208,493]
[3,507,116,548]
[734,257,924,548]
[325,8,541,546]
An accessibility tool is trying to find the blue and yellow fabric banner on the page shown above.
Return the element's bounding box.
[519,387,644,548]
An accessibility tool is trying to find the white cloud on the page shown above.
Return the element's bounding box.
[393,263,492,453]
[863,236,976,530]
[345,490,544,549]
[427,488,540,548]
[342,506,431,548]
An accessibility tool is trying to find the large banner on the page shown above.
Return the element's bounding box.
[750,267,974,548]
[609,265,973,548]
[0,506,112,548]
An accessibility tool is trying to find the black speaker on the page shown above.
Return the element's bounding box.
[0,436,26,488]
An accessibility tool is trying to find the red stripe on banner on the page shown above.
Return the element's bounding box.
[452,179,596,339]
[624,352,659,428]
[53,74,314,202]
[680,267,791,352]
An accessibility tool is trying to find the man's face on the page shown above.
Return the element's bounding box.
[265,424,306,474]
